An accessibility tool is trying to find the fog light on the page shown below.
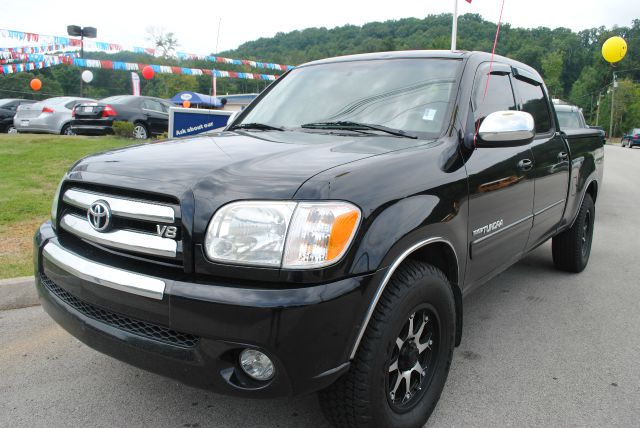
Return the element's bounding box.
[239,349,275,381]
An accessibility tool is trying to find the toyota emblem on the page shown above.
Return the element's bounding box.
[87,200,111,232]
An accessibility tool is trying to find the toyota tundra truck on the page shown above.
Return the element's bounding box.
[34,51,604,428]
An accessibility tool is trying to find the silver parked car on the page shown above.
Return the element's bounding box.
[14,97,95,135]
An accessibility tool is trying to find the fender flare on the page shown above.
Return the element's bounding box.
[348,236,459,359]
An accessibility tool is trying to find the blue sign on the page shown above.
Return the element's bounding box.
[168,108,234,138]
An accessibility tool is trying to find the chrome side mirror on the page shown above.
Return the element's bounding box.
[477,111,535,147]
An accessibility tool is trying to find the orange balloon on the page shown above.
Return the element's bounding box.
[182,100,191,108]
[30,78,42,91]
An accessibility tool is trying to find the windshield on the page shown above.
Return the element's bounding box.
[556,110,583,129]
[239,58,460,137]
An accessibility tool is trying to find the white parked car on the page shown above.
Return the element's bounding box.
[14,96,95,135]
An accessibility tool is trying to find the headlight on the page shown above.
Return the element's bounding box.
[204,201,361,269]
[51,177,65,228]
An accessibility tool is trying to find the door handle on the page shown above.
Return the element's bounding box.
[518,158,533,171]
[558,151,569,162]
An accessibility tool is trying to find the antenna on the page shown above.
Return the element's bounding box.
[215,18,222,55]
[213,18,222,99]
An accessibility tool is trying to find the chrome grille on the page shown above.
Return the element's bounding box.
[59,187,180,261]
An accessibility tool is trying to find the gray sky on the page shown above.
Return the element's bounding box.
[1,0,637,57]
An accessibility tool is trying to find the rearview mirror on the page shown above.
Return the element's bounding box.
[477,111,535,147]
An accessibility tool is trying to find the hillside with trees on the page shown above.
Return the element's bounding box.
[1,14,638,135]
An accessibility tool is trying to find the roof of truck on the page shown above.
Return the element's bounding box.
[299,50,542,81]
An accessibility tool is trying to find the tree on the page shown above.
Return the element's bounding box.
[541,50,565,99]
[146,27,179,58]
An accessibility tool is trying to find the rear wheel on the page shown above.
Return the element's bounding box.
[7,125,17,134]
[60,124,74,135]
[319,261,455,428]
[552,194,595,273]
[133,123,149,139]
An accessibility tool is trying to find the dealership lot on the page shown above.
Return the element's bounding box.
[1,145,639,427]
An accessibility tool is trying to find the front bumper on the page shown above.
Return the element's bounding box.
[35,222,381,397]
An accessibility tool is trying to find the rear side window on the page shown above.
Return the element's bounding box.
[472,69,516,124]
[143,100,164,112]
[514,79,553,133]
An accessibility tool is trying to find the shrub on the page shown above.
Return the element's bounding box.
[112,121,135,138]
[154,131,169,141]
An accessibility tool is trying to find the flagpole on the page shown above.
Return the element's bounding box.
[451,0,458,51]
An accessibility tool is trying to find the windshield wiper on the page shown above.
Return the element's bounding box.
[301,121,417,139]
[230,122,285,131]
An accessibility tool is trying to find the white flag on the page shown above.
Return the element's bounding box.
[131,72,140,96]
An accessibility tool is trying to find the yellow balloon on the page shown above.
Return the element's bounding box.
[602,36,627,63]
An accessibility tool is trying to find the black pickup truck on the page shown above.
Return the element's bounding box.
[35,51,604,427]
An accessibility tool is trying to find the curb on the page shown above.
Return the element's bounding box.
[0,276,38,311]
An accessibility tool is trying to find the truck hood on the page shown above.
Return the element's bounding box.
[70,130,425,200]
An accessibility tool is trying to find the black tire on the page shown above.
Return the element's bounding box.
[319,260,455,428]
[60,123,74,135]
[552,194,595,273]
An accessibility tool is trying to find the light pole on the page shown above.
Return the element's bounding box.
[67,25,97,97]
[608,72,618,140]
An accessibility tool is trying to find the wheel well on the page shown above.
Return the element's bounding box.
[408,242,463,346]
[586,180,598,203]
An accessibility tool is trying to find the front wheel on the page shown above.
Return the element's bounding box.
[133,123,149,139]
[7,125,17,134]
[319,261,455,428]
[552,194,595,273]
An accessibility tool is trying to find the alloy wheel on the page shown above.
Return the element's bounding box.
[133,124,148,139]
[386,306,438,412]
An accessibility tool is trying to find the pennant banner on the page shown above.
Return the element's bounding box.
[0,51,79,62]
[0,42,75,54]
[0,28,295,72]
[0,56,280,81]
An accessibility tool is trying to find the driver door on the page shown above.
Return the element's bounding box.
[464,63,535,287]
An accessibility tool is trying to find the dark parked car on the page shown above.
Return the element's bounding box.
[36,51,604,427]
[622,128,640,148]
[0,98,37,133]
[71,95,173,139]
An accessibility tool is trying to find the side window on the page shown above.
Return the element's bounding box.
[143,100,163,112]
[514,79,553,134]
[160,101,172,113]
[472,69,516,125]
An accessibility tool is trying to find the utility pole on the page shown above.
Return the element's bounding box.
[595,93,602,126]
[609,72,617,139]
[67,26,97,97]
[451,0,458,51]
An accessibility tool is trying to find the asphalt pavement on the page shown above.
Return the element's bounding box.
[1,145,639,427]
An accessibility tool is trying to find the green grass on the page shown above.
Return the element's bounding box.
[0,134,135,279]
